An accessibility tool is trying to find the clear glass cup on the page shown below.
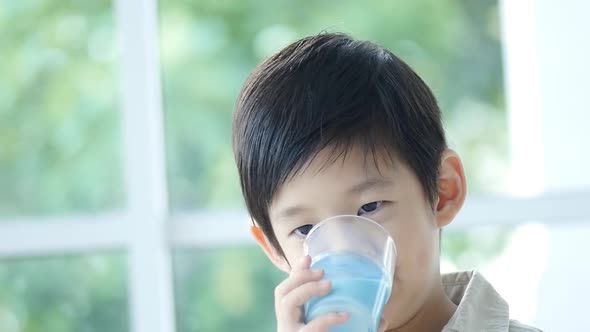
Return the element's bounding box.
[303,215,396,332]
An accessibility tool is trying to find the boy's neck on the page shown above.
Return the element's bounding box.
[386,282,457,332]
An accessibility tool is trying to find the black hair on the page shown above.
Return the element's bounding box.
[233,32,446,256]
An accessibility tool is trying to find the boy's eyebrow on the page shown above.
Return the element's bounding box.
[276,205,309,221]
[347,177,394,194]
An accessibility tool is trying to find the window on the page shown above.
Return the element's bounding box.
[1,1,127,331]
[1,0,588,331]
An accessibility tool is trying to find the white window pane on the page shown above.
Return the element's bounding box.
[0,253,128,332]
[0,0,123,216]
[532,222,590,331]
[173,247,282,332]
[458,222,590,331]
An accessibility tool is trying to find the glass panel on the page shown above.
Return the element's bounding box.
[174,246,283,332]
[448,222,562,330]
[530,222,589,331]
[0,0,123,217]
[0,254,128,332]
[441,225,513,272]
[160,0,506,211]
[173,227,514,332]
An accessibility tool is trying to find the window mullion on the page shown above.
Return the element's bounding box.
[115,0,175,331]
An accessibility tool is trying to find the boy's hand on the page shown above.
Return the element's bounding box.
[274,255,349,332]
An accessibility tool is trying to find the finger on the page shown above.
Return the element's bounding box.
[274,268,324,299]
[294,255,311,271]
[281,280,331,310]
[378,318,388,332]
[279,280,332,325]
[301,312,349,332]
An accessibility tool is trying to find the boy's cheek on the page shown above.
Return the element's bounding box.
[391,230,438,278]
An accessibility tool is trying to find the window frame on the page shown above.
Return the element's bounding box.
[0,0,589,331]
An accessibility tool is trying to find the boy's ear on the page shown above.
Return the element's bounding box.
[435,149,467,228]
[250,223,291,273]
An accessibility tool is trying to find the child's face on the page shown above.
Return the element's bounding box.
[267,145,448,327]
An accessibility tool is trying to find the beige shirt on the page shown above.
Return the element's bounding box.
[441,271,542,332]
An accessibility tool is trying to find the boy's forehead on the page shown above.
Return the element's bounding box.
[296,144,398,180]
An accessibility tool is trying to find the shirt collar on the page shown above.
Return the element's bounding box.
[442,271,510,332]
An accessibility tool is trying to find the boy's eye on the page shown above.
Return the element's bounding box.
[357,201,383,215]
[294,224,314,237]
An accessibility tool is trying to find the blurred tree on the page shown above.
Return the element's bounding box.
[0,255,128,332]
[174,247,283,332]
[0,0,122,216]
[0,1,127,331]
[159,0,510,331]
[160,0,507,212]
[0,0,510,331]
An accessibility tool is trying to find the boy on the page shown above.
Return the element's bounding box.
[232,33,541,332]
